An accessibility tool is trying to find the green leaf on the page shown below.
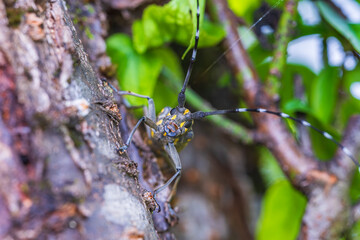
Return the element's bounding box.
[249,47,272,81]
[281,64,316,109]
[283,99,311,115]
[279,64,342,160]
[227,0,260,23]
[106,33,185,112]
[132,4,174,54]
[228,0,284,23]
[350,170,360,204]
[317,1,360,52]
[339,66,360,127]
[258,147,286,186]
[349,220,360,240]
[310,67,340,125]
[227,0,259,17]
[306,114,344,160]
[217,72,231,88]
[152,47,183,111]
[344,66,360,96]
[182,0,203,57]
[106,33,133,61]
[256,180,306,240]
[305,66,343,160]
[238,26,258,50]
[349,172,360,236]
[132,0,196,54]
[197,20,226,48]
[106,33,163,106]
[180,0,225,54]
[132,0,224,56]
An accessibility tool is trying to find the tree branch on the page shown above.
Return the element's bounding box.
[209,0,360,238]
[265,0,298,97]
[331,116,360,180]
[210,0,318,186]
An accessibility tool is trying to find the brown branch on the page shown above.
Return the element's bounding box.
[265,0,298,97]
[331,116,360,180]
[210,0,317,186]
[300,116,360,238]
[210,0,360,238]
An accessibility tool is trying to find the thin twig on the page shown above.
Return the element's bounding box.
[266,0,299,97]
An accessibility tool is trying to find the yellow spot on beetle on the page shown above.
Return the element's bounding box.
[160,108,165,113]
[184,109,190,115]
[151,130,154,137]
[167,112,170,116]
[163,132,167,136]
[171,115,177,120]
[180,122,185,128]
[156,119,163,125]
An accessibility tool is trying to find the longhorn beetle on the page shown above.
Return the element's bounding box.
[105,0,360,211]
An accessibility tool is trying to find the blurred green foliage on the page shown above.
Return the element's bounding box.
[106,0,360,239]
[256,180,306,240]
[106,0,224,112]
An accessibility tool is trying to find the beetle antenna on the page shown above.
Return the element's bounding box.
[187,108,360,169]
[178,0,200,108]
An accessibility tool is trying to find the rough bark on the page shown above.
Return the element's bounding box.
[0,0,159,239]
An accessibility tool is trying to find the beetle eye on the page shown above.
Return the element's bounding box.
[184,120,193,128]
[170,108,176,115]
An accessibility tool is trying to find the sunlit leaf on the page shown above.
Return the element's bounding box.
[310,67,340,125]
[256,180,306,240]
[227,0,260,22]
[197,20,226,48]
[132,0,224,56]
[283,99,311,114]
[349,220,360,240]
[317,1,360,52]
[340,66,360,128]
[106,33,185,112]
[281,63,316,109]
[258,147,285,186]
[106,33,162,107]
[152,47,183,111]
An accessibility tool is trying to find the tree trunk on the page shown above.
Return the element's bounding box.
[0,0,159,239]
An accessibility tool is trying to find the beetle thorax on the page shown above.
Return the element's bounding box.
[151,107,194,148]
